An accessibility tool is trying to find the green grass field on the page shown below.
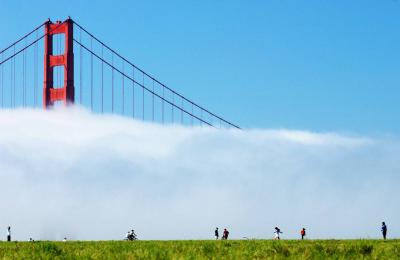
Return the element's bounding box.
[0,240,399,259]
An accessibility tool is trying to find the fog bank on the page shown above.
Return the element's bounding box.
[0,108,399,240]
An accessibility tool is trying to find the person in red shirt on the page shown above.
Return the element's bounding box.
[300,228,306,240]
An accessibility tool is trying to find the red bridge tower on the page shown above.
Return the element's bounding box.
[43,18,74,108]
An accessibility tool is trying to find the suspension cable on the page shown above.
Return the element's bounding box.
[74,39,213,127]
[0,22,44,55]
[72,20,239,129]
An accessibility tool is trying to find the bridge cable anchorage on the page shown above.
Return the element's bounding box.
[72,20,240,129]
[72,39,214,127]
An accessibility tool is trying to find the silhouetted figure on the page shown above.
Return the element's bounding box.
[7,227,11,242]
[222,228,229,240]
[274,227,282,240]
[215,228,219,240]
[300,228,306,240]
[126,229,137,240]
[381,222,387,240]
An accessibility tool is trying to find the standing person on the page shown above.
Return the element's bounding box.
[300,228,306,240]
[274,227,282,240]
[7,227,11,242]
[222,228,229,240]
[215,227,219,240]
[381,222,387,240]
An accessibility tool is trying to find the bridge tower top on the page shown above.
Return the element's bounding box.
[43,18,74,108]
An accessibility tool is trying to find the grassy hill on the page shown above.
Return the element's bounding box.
[0,239,399,259]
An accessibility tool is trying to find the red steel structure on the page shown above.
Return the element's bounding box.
[43,18,74,108]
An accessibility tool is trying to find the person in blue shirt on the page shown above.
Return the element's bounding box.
[381,222,387,240]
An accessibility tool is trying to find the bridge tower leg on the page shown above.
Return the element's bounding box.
[43,18,74,108]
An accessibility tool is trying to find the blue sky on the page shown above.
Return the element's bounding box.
[0,0,399,133]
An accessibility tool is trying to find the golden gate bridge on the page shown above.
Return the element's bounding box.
[0,17,240,129]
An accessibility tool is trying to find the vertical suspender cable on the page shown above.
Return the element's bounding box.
[142,73,144,120]
[171,92,175,123]
[34,30,38,107]
[191,103,194,126]
[23,44,25,107]
[132,67,135,118]
[162,86,164,124]
[90,37,93,111]
[181,98,183,124]
[152,80,154,121]
[13,45,15,108]
[80,28,83,105]
[200,109,203,127]
[112,53,114,113]
[101,45,104,113]
[10,52,12,108]
[122,61,124,114]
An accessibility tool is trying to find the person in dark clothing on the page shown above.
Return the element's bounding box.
[381,222,387,240]
[215,228,219,240]
[300,228,306,240]
[7,227,11,242]
[222,228,229,240]
[274,227,282,240]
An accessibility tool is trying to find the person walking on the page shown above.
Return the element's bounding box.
[381,222,387,240]
[274,227,282,240]
[7,227,11,242]
[300,228,306,240]
[222,228,229,240]
[215,227,219,240]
